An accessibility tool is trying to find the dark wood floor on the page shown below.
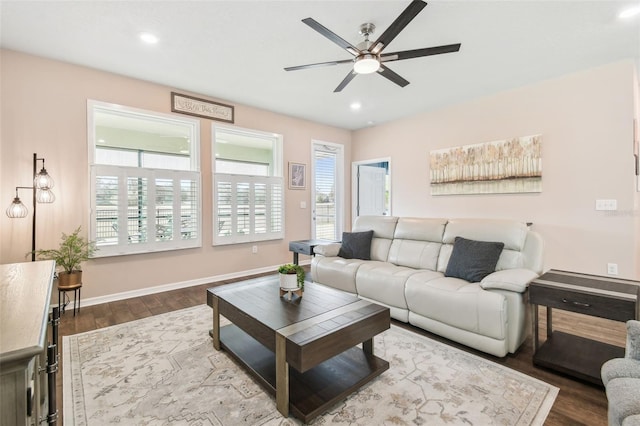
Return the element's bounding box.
[55,272,622,425]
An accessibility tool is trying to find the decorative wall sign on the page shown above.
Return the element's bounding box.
[171,92,234,123]
[289,162,306,189]
[430,134,542,195]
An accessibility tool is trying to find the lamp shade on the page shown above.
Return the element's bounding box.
[34,167,54,189]
[36,189,55,203]
[353,54,380,74]
[6,197,28,218]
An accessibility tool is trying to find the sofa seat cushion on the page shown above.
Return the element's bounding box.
[311,256,366,294]
[355,262,422,310]
[606,378,640,426]
[405,275,507,340]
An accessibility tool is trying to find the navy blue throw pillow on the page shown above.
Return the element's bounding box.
[445,237,505,282]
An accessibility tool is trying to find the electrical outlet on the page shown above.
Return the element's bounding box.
[595,199,618,211]
[252,245,258,254]
[607,263,618,275]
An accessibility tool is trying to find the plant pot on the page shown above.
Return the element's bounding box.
[58,270,82,288]
[279,272,299,290]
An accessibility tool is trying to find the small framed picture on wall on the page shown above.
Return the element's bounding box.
[289,162,306,190]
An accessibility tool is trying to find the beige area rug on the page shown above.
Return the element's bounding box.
[63,305,558,425]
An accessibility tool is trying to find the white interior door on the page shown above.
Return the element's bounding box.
[358,165,386,216]
[352,158,391,221]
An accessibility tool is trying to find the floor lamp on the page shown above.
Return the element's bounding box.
[6,153,55,261]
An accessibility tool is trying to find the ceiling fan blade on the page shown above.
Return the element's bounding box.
[380,43,462,62]
[302,18,361,56]
[285,58,354,72]
[334,70,357,92]
[377,64,410,88]
[370,0,427,55]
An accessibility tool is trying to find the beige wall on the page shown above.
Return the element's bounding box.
[0,49,352,299]
[353,60,639,280]
[3,49,638,302]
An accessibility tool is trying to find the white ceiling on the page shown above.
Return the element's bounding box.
[1,1,639,131]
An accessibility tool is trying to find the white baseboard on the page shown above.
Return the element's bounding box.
[72,260,311,309]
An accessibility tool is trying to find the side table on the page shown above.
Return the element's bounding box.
[288,239,337,265]
[58,282,82,316]
[530,269,639,385]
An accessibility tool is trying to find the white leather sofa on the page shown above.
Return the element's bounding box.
[311,216,544,357]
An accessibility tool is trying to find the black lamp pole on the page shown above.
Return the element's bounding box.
[5,153,54,261]
[32,153,37,261]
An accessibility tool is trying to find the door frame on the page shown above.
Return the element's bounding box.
[351,157,391,224]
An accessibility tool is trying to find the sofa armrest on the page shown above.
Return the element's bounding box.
[314,243,341,257]
[626,320,640,360]
[480,268,538,293]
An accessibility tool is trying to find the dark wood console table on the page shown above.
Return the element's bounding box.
[530,269,639,385]
[1,260,58,425]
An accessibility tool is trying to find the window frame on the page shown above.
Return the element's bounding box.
[88,100,202,257]
[212,124,284,246]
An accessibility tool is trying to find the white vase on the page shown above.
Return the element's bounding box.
[279,273,298,290]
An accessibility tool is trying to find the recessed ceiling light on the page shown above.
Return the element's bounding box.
[350,102,362,110]
[139,32,159,44]
[619,5,640,19]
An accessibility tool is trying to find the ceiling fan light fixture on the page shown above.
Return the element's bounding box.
[353,54,380,74]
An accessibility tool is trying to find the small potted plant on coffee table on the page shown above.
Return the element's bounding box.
[278,263,305,298]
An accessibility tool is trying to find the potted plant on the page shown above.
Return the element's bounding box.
[278,263,305,291]
[33,226,97,287]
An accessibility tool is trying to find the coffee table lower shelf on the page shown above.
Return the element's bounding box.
[533,331,625,385]
[220,324,389,422]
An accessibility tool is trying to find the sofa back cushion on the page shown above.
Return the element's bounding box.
[388,218,447,270]
[353,216,399,262]
[437,219,529,273]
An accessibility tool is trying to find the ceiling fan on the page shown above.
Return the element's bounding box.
[284,0,461,93]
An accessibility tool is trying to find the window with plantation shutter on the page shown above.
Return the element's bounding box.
[89,100,201,256]
[213,125,284,245]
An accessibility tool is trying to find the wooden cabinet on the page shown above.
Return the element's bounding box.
[0,261,57,426]
[530,269,639,385]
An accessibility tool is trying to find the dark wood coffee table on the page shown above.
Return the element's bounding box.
[206,276,390,422]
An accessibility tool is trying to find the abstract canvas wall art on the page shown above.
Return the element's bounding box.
[430,135,542,195]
